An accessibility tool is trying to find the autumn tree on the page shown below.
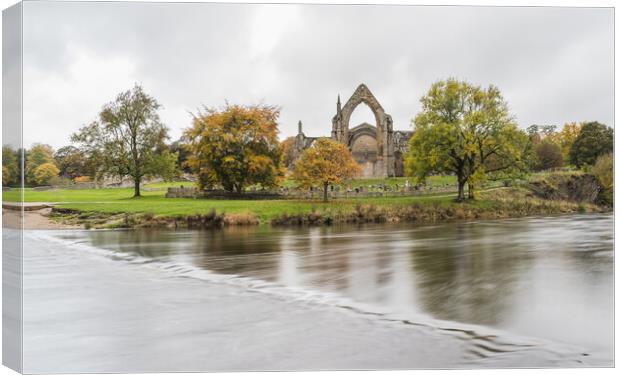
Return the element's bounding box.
[292,138,361,202]
[280,136,297,169]
[2,166,10,187]
[2,146,19,186]
[33,163,60,186]
[72,84,177,196]
[549,122,582,163]
[569,121,613,168]
[185,104,285,193]
[533,140,563,171]
[25,144,56,185]
[405,79,528,201]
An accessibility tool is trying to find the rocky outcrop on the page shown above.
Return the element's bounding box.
[528,173,602,204]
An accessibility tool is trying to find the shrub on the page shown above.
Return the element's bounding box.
[223,212,259,226]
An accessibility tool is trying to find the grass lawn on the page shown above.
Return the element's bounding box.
[2,174,541,224]
[66,195,464,223]
[2,183,464,223]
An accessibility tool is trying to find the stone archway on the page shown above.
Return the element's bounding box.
[349,124,379,177]
[332,84,394,177]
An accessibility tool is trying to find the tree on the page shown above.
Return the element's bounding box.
[549,122,582,163]
[528,124,557,139]
[280,136,297,168]
[591,153,613,205]
[25,144,55,185]
[292,138,361,202]
[405,78,528,201]
[2,166,11,187]
[70,122,110,184]
[33,162,60,186]
[185,104,285,193]
[54,146,87,180]
[169,137,192,174]
[2,146,19,186]
[569,121,613,168]
[72,84,177,197]
[533,140,563,171]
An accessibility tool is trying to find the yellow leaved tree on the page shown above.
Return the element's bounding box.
[548,122,582,163]
[33,162,60,186]
[185,104,285,193]
[292,138,361,202]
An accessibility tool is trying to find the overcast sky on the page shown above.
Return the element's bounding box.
[14,2,615,149]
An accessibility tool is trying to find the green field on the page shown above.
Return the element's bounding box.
[3,184,461,223]
[3,171,601,227]
[0,174,542,224]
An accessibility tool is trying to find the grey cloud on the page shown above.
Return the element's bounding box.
[19,2,614,149]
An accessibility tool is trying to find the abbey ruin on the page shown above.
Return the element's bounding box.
[293,84,413,178]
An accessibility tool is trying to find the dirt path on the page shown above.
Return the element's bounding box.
[2,208,83,230]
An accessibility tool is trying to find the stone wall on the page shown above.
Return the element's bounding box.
[165,187,198,198]
[165,185,457,200]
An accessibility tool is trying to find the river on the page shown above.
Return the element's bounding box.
[19,213,613,372]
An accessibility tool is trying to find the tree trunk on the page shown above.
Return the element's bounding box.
[323,182,329,202]
[457,180,466,202]
[468,183,475,200]
[133,179,141,197]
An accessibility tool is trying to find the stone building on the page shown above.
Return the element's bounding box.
[293,84,413,177]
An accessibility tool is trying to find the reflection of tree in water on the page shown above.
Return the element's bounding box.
[87,229,178,258]
[189,226,284,280]
[296,225,397,302]
[409,222,534,326]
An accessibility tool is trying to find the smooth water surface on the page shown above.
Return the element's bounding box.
[57,213,614,363]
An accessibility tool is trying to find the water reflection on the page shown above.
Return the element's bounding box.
[76,214,613,360]
[408,222,535,326]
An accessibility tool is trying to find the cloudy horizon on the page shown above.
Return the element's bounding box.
[13,2,615,149]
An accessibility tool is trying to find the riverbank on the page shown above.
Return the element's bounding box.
[13,187,605,230]
[2,207,83,229]
[3,172,610,230]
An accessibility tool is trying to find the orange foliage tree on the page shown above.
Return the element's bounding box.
[185,104,284,193]
[292,138,361,202]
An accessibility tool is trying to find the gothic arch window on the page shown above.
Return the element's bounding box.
[349,102,377,131]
